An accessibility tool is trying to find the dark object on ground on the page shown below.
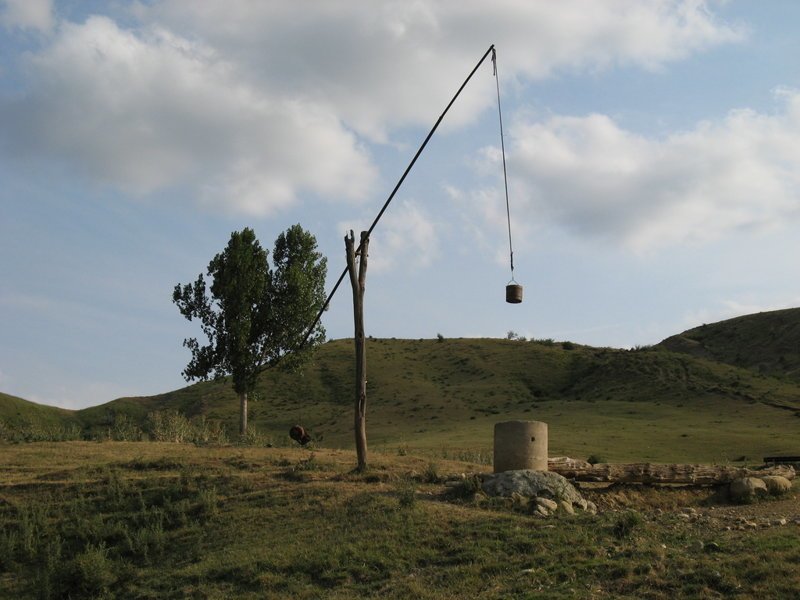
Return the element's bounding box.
[764,456,800,464]
[289,425,312,446]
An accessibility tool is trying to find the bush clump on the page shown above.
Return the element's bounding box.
[612,510,644,539]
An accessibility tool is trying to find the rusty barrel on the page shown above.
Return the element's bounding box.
[506,283,523,304]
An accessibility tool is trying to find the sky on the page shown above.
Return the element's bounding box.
[2,0,800,410]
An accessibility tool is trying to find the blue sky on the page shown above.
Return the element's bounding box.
[2,1,800,409]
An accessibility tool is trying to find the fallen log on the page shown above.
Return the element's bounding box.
[547,460,796,485]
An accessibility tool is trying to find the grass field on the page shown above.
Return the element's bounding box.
[3,310,800,597]
[1,441,799,599]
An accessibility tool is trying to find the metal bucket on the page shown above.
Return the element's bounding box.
[506,283,523,304]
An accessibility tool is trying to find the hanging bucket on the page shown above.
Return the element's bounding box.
[506,283,523,304]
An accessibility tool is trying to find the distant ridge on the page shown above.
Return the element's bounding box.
[658,307,800,382]
[0,391,81,427]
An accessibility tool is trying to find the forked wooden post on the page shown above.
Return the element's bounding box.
[345,230,369,471]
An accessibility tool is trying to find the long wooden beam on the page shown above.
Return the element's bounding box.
[547,458,795,485]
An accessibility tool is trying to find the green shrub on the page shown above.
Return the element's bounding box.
[147,410,194,443]
[0,419,82,443]
[422,462,441,484]
[191,416,228,446]
[109,413,144,441]
[396,481,417,509]
[0,528,18,571]
[65,543,117,597]
[237,425,273,447]
[197,487,219,519]
[33,535,64,600]
[445,475,484,501]
[612,510,644,539]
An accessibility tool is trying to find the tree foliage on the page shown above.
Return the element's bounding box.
[172,225,327,420]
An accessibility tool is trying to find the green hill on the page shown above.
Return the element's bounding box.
[0,391,83,441]
[81,336,800,463]
[658,307,800,381]
[4,308,800,462]
[0,391,81,427]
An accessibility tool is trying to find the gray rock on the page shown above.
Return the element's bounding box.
[511,492,529,507]
[536,497,558,512]
[481,470,584,504]
[729,477,768,503]
[760,475,792,496]
[558,500,575,515]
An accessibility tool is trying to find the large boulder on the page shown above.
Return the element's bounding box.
[729,477,768,503]
[760,475,793,496]
[480,469,594,515]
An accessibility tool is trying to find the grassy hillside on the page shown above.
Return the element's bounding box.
[5,308,800,462]
[0,391,81,429]
[77,336,800,463]
[658,307,800,381]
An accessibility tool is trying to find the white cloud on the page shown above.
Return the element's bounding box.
[338,199,440,274]
[140,0,743,141]
[1,16,376,215]
[444,179,537,272]
[0,0,53,32]
[0,1,742,215]
[501,90,800,250]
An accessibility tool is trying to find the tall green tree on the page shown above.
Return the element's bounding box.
[172,226,327,436]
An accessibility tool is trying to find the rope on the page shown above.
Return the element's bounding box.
[492,48,515,282]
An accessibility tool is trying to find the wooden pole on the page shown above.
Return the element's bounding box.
[239,391,247,437]
[345,231,369,471]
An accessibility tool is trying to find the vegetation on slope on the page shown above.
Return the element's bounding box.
[0,392,79,427]
[0,392,83,441]
[658,307,800,382]
[4,308,800,462]
[67,335,800,463]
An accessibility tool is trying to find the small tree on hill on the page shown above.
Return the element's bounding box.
[173,225,327,436]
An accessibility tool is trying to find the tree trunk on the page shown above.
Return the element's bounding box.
[547,459,796,485]
[345,231,369,471]
[239,391,248,437]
